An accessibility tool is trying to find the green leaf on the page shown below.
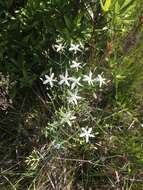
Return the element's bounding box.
[100,0,112,12]
[118,0,125,7]
[64,16,72,30]
[74,13,83,28]
[120,0,135,13]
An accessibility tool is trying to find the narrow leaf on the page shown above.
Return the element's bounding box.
[100,0,112,12]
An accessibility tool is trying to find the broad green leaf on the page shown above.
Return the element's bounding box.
[100,0,112,12]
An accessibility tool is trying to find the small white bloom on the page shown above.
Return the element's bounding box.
[80,127,95,143]
[70,60,82,71]
[102,26,108,31]
[67,90,83,105]
[60,111,76,127]
[40,77,43,81]
[43,72,57,88]
[83,71,94,86]
[70,77,82,90]
[54,43,64,52]
[59,70,71,87]
[69,43,81,54]
[51,140,62,149]
[95,74,106,88]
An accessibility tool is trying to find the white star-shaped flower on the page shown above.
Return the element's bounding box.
[70,77,82,90]
[69,43,81,54]
[80,127,95,143]
[42,72,57,88]
[59,70,71,87]
[70,60,82,71]
[54,43,65,52]
[67,90,83,105]
[60,111,76,127]
[83,71,94,86]
[96,74,106,88]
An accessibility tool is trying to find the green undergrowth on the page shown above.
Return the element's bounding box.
[0,0,143,190]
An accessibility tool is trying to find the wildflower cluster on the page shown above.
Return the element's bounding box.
[40,42,107,143]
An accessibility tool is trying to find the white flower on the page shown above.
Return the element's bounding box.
[70,77,82,90]
[83,71,94,86]
[67,90,83,105]
[70,60,82,71]
[95,74,106,87]
[52,140,61,149]
[54,43,64,52]
[60,111,76,127]
[59,70,71,87]
[80,127,95,143]
[42,72,57,88]
[69,43,81,54]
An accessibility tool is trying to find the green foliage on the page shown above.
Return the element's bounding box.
[100,0,111,12]
[1,0,143,190]
[0,0,92,89]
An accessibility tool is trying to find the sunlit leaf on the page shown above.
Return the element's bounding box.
[100,0,112,12]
